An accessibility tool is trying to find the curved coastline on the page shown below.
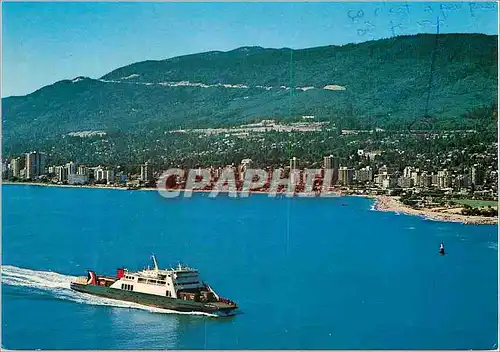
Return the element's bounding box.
[371,195,498,225]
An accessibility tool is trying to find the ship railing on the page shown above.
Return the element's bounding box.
[218,297,237,306]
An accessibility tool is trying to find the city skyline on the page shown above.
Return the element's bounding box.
[2,1,498,97]
[3,148,494,190]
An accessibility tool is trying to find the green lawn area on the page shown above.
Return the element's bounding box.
[452,199,498,208]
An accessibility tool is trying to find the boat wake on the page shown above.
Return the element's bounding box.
[1,265,217,317]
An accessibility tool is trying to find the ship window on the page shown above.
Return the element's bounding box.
[158,281,166,285]
[177,281,200,286]
[122,284,134,291]
[138,278,146,283]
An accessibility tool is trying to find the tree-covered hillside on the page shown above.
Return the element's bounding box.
[2,33,497,158]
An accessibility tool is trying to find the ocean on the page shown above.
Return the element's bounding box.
[1,184,498,349]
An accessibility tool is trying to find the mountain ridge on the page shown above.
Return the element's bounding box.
[2,33,497,158]
[9,33,495,97]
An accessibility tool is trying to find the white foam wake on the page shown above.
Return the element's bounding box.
[1,265,216,317]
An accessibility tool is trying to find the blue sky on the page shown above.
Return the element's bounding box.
[2,2,498,97]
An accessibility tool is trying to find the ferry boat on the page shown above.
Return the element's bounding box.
[70,255,238,316]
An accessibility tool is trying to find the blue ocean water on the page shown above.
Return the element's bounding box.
[1,184,498,350]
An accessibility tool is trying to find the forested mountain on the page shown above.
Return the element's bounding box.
[2,33,497,162]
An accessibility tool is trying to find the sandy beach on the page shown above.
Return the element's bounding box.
[372,195,498,225]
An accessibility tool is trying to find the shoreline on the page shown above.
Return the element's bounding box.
[0,181,342,196]
[3,182,497,225]
[372,195,498,225]
[1,181,158,192]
